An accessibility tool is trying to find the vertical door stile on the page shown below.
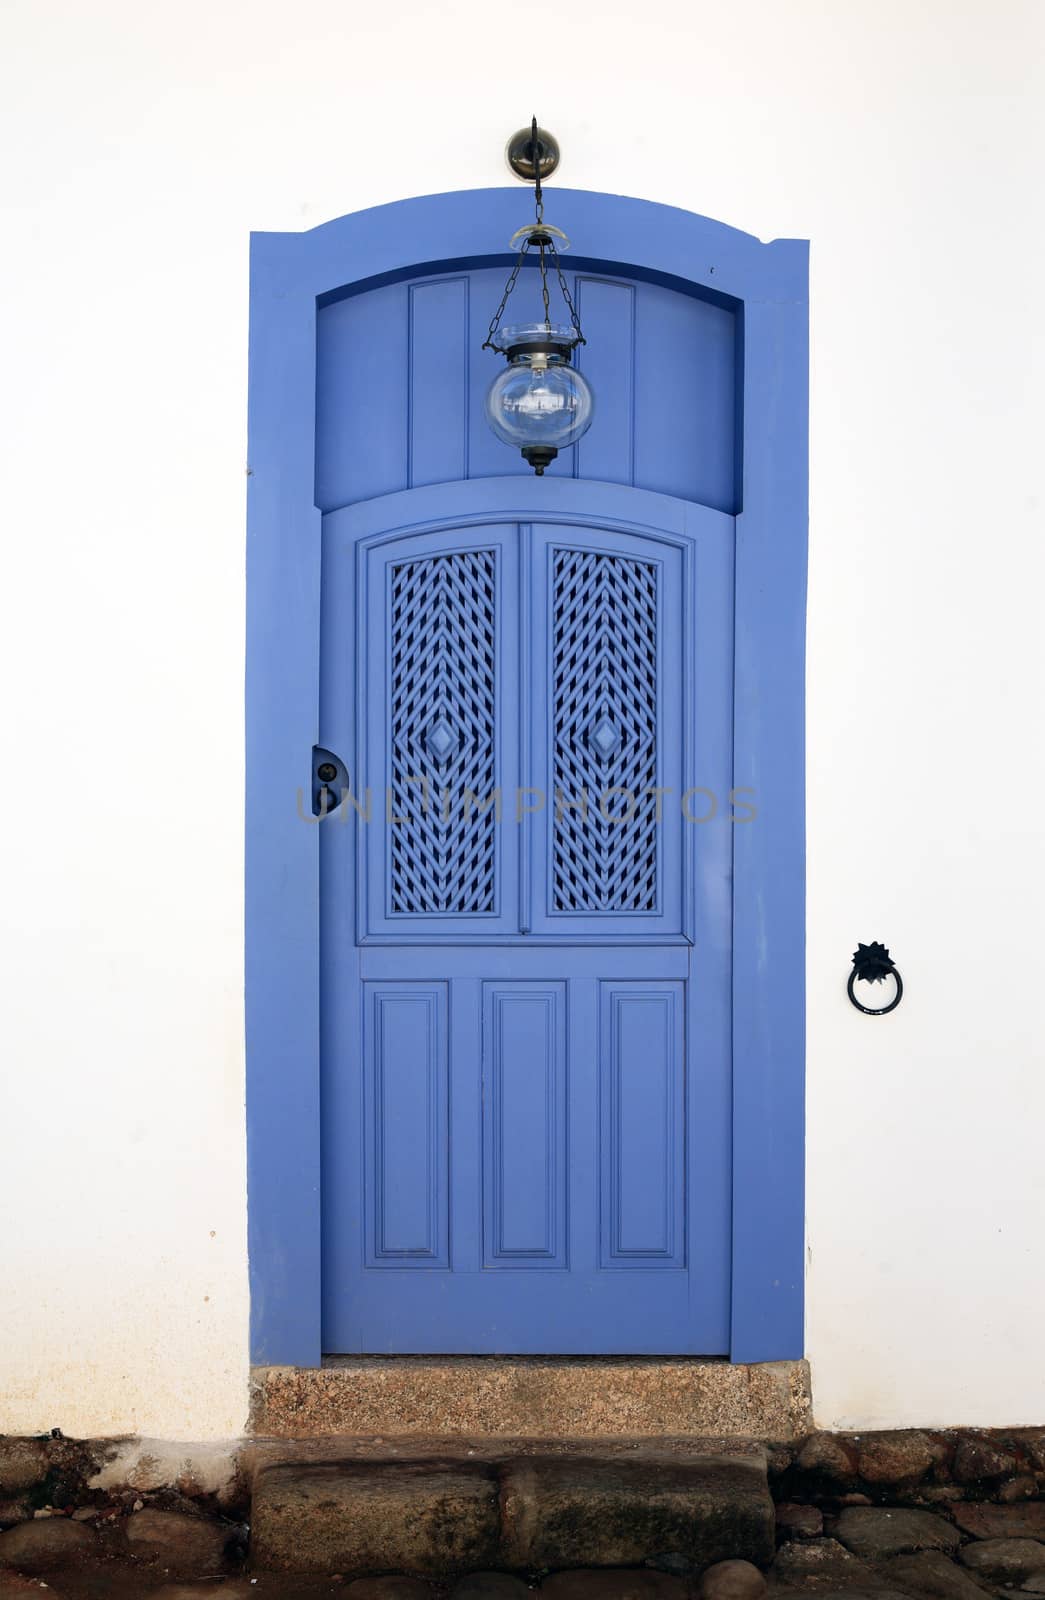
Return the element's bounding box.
[353,536,367,950]
[518,523,532,936]
[681,540,688,934]
[450,974,482,1273]
[681,537,696,944]
[567,974,597,1273]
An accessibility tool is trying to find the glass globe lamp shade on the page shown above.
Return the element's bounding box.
[484,324,594,474]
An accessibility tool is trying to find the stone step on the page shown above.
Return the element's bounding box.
[250,1357,811,1441]
[248,1445,774,1577]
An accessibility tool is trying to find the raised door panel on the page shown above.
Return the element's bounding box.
[363,982,448,1268]
[482,982,567,1268]
[599,982,685,1268]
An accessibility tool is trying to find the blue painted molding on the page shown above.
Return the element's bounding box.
[246,187,808,1367]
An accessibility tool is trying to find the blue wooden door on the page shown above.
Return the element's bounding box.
[249,193,808,1369]
[320,477,733,1353]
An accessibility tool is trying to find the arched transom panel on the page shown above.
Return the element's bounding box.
[315,266,738,513]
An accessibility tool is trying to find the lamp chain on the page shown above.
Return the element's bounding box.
[482,253,524,351]
[481,116,585,355]
[532,118,554,330]
[550,235,584,346]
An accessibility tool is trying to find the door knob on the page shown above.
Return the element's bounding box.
[312,746,347,817]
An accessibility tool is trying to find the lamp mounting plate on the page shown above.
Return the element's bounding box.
[506,125,560,182]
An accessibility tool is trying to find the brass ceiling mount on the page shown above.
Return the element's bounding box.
[506,123,560,183]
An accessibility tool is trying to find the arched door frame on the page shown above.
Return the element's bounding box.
[246,187,808,1367]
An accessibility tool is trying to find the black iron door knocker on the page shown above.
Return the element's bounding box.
[848,941,903,1015]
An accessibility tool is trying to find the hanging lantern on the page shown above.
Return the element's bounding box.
[482,120,594,475]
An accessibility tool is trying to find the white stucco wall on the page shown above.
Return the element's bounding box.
[1,0,1042,1439]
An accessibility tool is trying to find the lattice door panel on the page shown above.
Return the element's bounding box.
[388,549,497,915]
[552,549,659,913]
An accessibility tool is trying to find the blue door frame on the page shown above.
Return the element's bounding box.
[246,187,808,1367]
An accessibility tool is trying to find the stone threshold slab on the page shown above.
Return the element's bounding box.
[250,1356,811,1442]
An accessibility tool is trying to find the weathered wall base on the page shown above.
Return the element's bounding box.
[0,1434,245,1521]
[774,1425,1045,1506]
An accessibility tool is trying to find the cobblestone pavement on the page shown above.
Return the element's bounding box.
[4,1425,1045,1600]
[0,1538,1042,1600]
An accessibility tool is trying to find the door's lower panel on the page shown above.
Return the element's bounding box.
[323,970,727,1356]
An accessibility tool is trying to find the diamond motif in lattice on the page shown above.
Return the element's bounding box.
[389,550,496,915]
[552,549,658,912]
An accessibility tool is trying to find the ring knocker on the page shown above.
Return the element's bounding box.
[848,941,903,1016]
